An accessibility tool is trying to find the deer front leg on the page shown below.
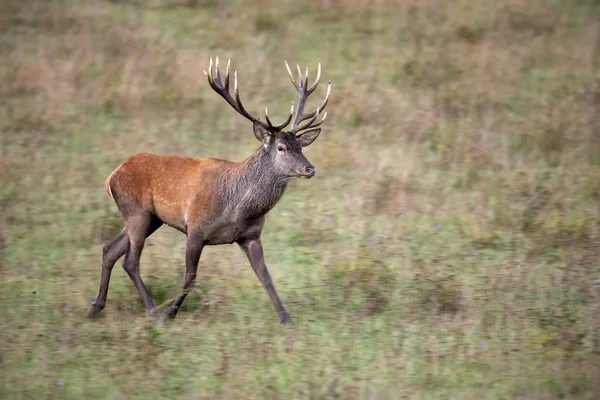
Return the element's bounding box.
[165,235,204,320]
[238,237,292,325]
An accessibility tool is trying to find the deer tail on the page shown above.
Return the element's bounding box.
[105,167,119,200]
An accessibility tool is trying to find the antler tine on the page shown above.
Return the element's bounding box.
[312,110,327,128]
[213,57,230,89]
[232,69,257,121]
[304,66,309,89]
[296,64,303,88]
[225,59,230,88]
[204,58,223,96]
[264,103,295,131]
[215,56,221,84]
[204,57,213,86]
[293,106,320,132]
[307,63,321,93]
[276,102,295,130]
[285,61,299,89]
[287,59,331,133]
[294,110,328,133]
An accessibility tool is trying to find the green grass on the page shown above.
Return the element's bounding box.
[2,0,600,398]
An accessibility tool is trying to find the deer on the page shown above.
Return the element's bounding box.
[87,57,331,325]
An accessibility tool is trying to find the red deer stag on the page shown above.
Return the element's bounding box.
[88,57,331,325]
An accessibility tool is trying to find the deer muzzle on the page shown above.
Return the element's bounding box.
[298,165,316,179]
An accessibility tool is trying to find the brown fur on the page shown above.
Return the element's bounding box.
[107,153,224,234]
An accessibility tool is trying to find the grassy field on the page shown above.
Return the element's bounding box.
[2,0,600,398]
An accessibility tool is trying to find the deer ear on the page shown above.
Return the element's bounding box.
[296,128,321,147]
[253,122,272,144]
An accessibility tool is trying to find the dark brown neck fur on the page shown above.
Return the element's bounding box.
[219,147,291,221]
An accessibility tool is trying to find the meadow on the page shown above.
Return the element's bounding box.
[1,0,600,398]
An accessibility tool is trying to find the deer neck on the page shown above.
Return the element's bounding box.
[223,148,291,220]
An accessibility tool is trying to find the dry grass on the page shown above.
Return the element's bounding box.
[2,0,600,398]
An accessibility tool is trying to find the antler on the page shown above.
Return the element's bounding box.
[285,61,331,134]
[204,57,294,132]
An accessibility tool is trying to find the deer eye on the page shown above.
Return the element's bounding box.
[277,145,285,152]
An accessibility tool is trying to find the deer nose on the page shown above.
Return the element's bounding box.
[305,165,316,177]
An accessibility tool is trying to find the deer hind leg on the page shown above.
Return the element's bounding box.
[88,215,163,318]
[88,229,129,317]
[121,213,163,315]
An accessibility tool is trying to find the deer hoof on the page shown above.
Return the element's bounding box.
[87,302,105,318]
[279,310,293,326]
[164,306,179,320]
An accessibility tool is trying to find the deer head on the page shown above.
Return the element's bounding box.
[204,57,331,179]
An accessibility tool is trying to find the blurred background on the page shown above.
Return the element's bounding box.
[1,0,600,398]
